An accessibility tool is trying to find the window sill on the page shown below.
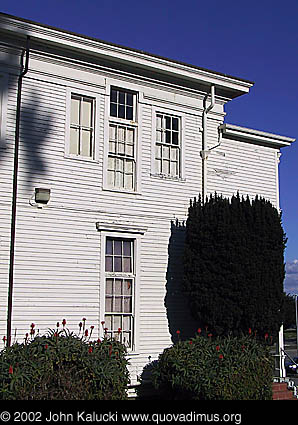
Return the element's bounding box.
[150,173,186,182]
[102,187,141,195]
[64,154,99,164]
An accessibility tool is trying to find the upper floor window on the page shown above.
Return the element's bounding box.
[69,94,95,158]
[108,87,137,191]
[155,113,181,177]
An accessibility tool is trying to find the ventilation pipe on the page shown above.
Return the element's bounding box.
[200,85,215,202]
[7,36,30,346]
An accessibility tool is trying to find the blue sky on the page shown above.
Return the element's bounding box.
[1,0,298,292]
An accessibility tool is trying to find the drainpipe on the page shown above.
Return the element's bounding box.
[7,36,30,347]
[200,85,215,202]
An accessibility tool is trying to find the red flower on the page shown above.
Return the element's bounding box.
[248,328,252,335]
[9,365,13,374]
[197,328,202,334]
[189,341,193,345]
[30,328,35,336]
[264,333,269,340]
[2,336,6,343]
[208,333,212,338]
[90,325,94,330]
[45,344,48,350]
[62,319,66,327]
[219,354,224,360]
[88,346,93,353]
[118,328,122,334]
[97,338,101,344]
[85,329,88,337]
[82,318,86,321]
[104,327,108,333]
[216,345,220,352]
[176,330,181,335]
[31,323,35,329]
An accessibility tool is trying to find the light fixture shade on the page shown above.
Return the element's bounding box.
[35,188,51,204]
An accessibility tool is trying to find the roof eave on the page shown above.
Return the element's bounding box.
[0,12,253,98]
[220,123,295,148]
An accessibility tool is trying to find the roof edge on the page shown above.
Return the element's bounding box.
[0,11,254,93]
[220,123,295,148]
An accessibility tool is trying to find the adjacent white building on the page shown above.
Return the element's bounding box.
[0,13,295,386]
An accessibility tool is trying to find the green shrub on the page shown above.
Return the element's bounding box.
[0,322,129,400]
[151,333,273,400]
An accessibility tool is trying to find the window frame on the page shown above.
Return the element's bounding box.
[65,88,99,162]
[99,229,142,353]
[151,107,185,181]
[103,83,141,194]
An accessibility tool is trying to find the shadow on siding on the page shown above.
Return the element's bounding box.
[0,40,51,190]
[165,220,198,343]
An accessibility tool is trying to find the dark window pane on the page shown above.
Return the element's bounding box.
[111,89,117,103]
[114,256,122,272]
[115,279,122,295]
[172,117,179,131]
[110,103,117,117]
[172,132,179,145]
[105,256,113,272]
[119,105,125,119]
[105,278,113,295]
[124,297,132,313]
[127,93,133,106]
[123,241,131,256]
[106,239,113,255]
[114,240,122,255]
[124,280,132,295]
[123,257,131,273]
[166,130,171,144]
[165,116,171,129]
[119,91,125,105]
[105,296,113,312]
[126,106,133,120]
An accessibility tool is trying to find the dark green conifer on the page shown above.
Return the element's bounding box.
[183,193,287,339]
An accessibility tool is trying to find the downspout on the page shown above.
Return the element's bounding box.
[7,36,30,346]
[200,84,215,202]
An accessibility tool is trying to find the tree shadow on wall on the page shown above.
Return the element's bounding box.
[0,40,50,191]
[165,220,198,343]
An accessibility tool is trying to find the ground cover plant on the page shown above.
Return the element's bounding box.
[0,320,129,400]
[151,330,273,400]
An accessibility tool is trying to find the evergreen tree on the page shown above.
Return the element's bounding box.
[183,193,287,339]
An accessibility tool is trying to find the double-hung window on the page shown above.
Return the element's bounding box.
[105,237,135,349]
[69,94,95,159]
[107,88,137,191]
[155,113,181,177]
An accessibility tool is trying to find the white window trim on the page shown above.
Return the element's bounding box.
[98,227,143,354]
[151,106,185,181]
[0,73,8,145]
[65,87,100,163]
[103,81,142,194]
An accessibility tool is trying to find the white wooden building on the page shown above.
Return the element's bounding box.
[0,13,295,386]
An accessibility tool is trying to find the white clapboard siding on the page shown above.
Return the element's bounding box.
[0,46,282,387]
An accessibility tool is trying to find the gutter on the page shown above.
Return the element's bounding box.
[7,35,30,346]
[200,85,215,202]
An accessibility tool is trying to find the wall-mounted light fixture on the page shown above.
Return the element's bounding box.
[29,188,51,208]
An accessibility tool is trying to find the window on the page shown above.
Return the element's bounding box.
[155,113,181,177]
[105,238,134,348]
[69,94,95,158]
[108,88,137,191]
